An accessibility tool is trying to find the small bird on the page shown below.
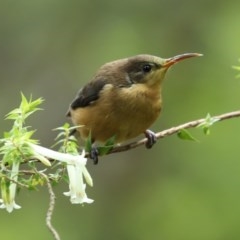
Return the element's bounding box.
[67,53,202,163]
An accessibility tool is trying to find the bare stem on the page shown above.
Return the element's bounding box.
[39,172,60,240]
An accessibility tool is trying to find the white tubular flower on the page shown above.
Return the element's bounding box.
[29,144,93,204]
[63,160,94,204]
[0,161,21,213]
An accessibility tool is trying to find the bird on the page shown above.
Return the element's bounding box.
[67,53,202,163]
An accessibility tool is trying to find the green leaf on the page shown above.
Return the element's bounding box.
[20,92,29,110]
[54,132,66,141]
[5,108,22,120]
[104,135,116,147]
[202,126,210,135]
[53,123,70,132]
[177,129,198,141]
[197,113,219,135]
[97,146,112,156]
[85,131,93,153]
[20,93,44,119]
[98,136,116,156]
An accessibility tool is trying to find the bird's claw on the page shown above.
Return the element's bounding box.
[144,130,157,149]
[90,146,99,164]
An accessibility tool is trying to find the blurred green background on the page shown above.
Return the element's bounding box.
[1,0,240,239]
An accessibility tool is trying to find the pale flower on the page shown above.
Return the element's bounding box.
[30,144,93,204]
[0,162,21,213]
[63,156,94,204]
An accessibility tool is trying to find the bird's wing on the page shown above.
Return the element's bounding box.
[66,79,107,116]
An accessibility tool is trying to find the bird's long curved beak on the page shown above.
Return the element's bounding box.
[163,53,203,68]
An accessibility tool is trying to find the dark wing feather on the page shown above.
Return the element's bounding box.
[67,79,107,116]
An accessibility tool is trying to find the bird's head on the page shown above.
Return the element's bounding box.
[122,53,202,87]
[96,53,202,88]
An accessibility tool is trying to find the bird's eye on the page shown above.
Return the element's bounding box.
[142,64,152,73]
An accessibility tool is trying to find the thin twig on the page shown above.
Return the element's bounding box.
[98,110,240,156]
[39,172,60,240]
[3,176,29,188]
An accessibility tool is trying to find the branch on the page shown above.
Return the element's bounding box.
[100,110,240,156]
[39,172,61,240]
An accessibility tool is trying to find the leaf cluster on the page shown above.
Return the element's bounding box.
[177,114,219,141]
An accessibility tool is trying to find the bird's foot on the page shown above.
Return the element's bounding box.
[144,129,157,149]
[89,146,99,165]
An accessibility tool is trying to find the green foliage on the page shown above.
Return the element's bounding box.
[53,123,79,155]
[197,113,219,135]
[98,135,116,156]
[5,93,43,123]
[177,129,198,141]
[85,132,116,156]
[177,114,219,141]
[0,94,43,165]
[0,94,91,213]
[85,131,93,154]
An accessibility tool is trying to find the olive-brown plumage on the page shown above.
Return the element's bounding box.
[67,53,201,161]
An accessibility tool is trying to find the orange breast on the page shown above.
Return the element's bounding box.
[70,84,162,143]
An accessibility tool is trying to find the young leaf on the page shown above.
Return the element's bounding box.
[98,136,116,156]
[177,129,198,141]
[197,113,219,135]
[85,131,92,153]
